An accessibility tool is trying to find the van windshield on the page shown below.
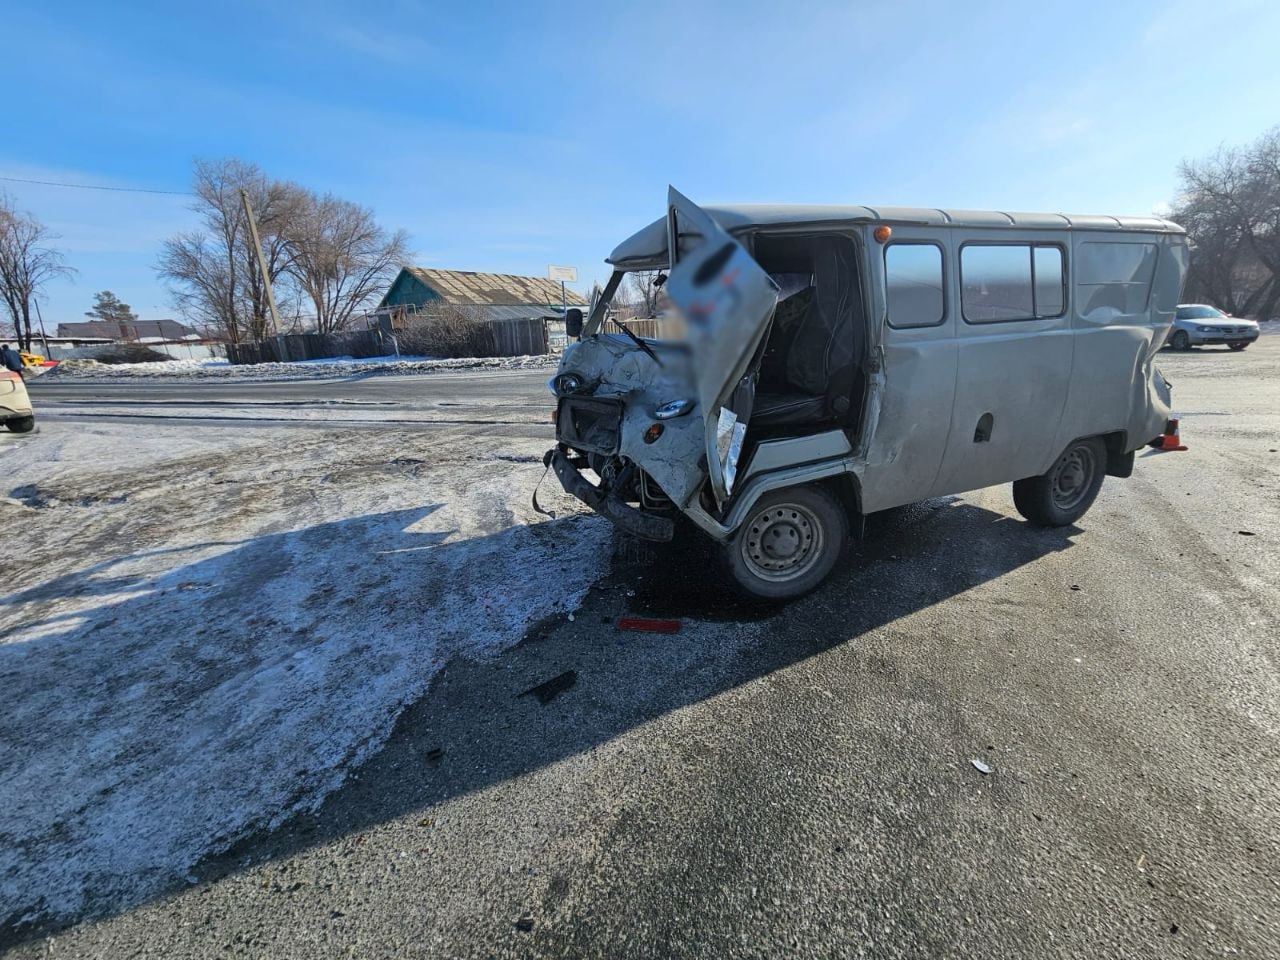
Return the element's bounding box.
[604,270,807,341]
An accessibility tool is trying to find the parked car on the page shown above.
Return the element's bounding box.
[1,368,35,433]
[1166,304,1259,351]
[546,187,1187,599]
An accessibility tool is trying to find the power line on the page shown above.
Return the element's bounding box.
[0,175,190,197]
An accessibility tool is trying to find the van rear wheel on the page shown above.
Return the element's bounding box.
[1012,437,1106,527]
[5,416,35,434]
[723,486,847,600]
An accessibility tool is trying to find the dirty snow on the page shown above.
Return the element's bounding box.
[0,420,607,926]
[48,353,560,381]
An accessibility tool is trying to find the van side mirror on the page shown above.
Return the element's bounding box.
[565,308,584,339]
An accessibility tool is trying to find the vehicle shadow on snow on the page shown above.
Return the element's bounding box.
[0,496,1081,947]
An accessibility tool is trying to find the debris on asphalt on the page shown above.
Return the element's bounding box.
[617,616,683,634]
[518,670,578,705]
[424,747,443,764]
[1237,530,1256,536]
[1070,584,1081,591]
[515,915,535,933]
[971,758,993,775]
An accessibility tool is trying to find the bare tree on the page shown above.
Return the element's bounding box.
[627,270,664,319]
[160,160,405,341]
[0,194,74,351]
[158,159,305,343]
[1173,126,1280,319]
[157,230,237,339]
[285,194,408,334]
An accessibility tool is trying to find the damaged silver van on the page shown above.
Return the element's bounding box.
[546,188,1187,599]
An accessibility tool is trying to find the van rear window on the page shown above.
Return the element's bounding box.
[961,243,1067,323]
[1077,242,1158,319]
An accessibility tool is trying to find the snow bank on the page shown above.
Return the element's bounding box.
[50,353,560,380]
[0,424,606,927]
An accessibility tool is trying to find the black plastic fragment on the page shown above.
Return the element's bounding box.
[518,670,577,705]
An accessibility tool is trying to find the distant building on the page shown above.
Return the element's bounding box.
[377,267,587,326]
[56,319,202,341]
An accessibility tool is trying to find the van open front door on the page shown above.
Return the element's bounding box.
[663,187,779,506]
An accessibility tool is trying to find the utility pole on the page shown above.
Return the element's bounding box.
[240,189,282,337]
[32,297,51,357]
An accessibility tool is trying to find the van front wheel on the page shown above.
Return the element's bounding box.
[1012,437,1107,527]
[724,485,847,600]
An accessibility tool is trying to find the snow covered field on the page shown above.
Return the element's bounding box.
[0,419,608,928]
[48,353,560,380]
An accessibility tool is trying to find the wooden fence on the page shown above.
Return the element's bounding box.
[490,317,550,356]
[225,317,555,365]
[226,330,390,365]
[603,317,665,339]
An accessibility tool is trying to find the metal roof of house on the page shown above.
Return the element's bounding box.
[405,267,587,306]
[608,204,1185,265]
[56,319,200,340]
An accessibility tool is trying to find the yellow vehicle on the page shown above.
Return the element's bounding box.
[19,350,45,367]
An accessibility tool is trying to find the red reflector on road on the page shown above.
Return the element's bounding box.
[616,616,682,634]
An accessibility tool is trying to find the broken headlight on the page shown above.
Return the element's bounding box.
[550,372,591,396]
[654,398,694,420]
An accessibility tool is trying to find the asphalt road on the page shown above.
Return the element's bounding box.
[27,369,555,405]
[25,369,556,430]
[6,338,1280,958]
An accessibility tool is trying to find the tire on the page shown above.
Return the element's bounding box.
[1229,343,1249,351]
[1012,437,1107,527]
[723,485,847,600]
[5,416,34,434]
[1170,330,1191,351]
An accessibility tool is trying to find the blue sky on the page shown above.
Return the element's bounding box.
[4,0,1279,325]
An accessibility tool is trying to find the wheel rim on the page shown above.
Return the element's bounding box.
[1173,332,1189,350]
[1050,444,1098,511]
[741,502,824,583]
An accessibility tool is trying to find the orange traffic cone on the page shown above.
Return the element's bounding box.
[1150,418,1187,451]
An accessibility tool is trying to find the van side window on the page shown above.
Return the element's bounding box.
[961,244,1067,323]
[1033,246,1065,317]
[885,243,945,328]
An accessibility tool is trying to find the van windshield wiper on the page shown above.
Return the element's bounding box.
[613,317,663,367]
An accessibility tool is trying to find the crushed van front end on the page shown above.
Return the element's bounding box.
[547,334,706,542]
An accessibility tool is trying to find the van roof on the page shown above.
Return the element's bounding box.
[608,203,1185,266]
